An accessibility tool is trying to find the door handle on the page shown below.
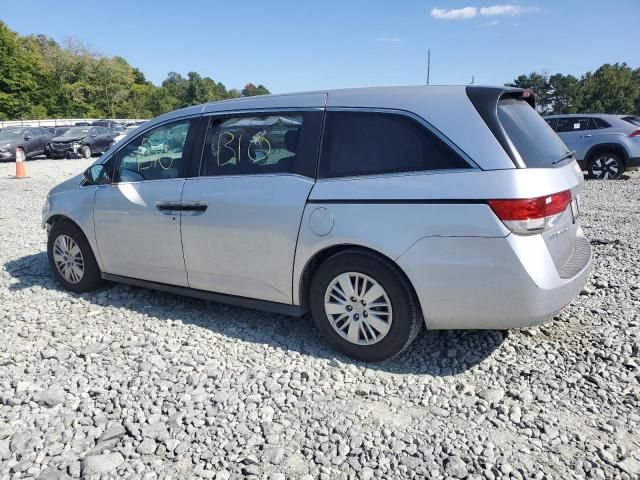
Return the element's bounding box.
[580,134,592,138]
[156,202,182,215]
[181,202,208,215]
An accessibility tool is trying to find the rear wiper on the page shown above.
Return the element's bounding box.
[552,150,576,165]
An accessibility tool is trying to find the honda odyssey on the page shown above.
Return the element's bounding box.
[43,86,592,361]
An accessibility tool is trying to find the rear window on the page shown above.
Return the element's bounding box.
[622,116,640,127]
[319,111,470,178]
[497,98,571,168]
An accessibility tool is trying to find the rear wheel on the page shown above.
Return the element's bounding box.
[309,250,422,362]
[81,145,92,159]
[48,220,103,293]
[588,153,624,179]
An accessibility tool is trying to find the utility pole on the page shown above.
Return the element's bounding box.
[426,49,431,85]
[471,75,475,85]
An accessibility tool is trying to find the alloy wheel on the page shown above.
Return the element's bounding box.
[53,234,84,284]
[591,156,621,179]
[324,272,393,345]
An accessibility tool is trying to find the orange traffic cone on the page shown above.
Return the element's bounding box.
[14,148,28,179]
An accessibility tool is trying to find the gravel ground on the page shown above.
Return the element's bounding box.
[0,158,639,480]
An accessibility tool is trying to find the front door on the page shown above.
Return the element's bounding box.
[180,111,323,304]
[93,118,196,286]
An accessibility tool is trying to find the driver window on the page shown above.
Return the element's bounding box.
[114,120,191,182]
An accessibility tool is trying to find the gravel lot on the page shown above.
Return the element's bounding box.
[0,158,639,480]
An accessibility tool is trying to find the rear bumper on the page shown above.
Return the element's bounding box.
[396,228,592,330]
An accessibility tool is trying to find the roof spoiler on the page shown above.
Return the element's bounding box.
[465,86,536,169]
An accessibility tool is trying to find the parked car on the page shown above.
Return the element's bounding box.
[544,114,640,179]
[90,120,124,133]
[48,126,116,159]
[0,126,51,161]
[111,125,140,144]
[43,86,592,361]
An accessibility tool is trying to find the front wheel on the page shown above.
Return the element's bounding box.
[309,250,422,362]
[81,145,92,159]
[47,220,103,293]
[588,153,624,179]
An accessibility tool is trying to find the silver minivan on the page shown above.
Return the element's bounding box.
[43,86,592,361]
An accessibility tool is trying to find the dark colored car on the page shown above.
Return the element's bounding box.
[48,126,116,159]
[91,120,124,133]
[0,127,52,161]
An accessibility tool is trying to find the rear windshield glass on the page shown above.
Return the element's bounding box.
[622,116,640,127]
[497,98,571,168]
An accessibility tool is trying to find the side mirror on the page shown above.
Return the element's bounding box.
[24,134,32,141]
[83,164,110,186]
[90,132,98,138]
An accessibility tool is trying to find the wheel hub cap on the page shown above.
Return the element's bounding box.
[53,235,84,284]
[324,272,393,346]
[592,157,620,179]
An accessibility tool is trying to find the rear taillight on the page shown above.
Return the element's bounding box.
[488,190,572,235]
[629,130,640,138]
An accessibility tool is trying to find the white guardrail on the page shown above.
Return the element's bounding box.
[0,118,148,128]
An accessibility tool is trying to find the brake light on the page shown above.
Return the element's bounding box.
[629,130,640,137]
[489,190,572,235]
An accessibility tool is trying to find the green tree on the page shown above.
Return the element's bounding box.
[548,74,580,114]
[578,63,640,114]
[0,21,268,120]
[507,72,552,114]
[242,83,270,97]
[0,22,41,119]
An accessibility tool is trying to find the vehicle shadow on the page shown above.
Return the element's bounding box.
[4,252,505,376]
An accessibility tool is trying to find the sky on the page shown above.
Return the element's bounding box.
[1,0,639,93]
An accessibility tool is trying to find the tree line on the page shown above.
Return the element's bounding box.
[0,21,270,121]
[507,63,640,115]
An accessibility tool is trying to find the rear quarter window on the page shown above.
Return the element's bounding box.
[319,111,470,178]
[497,99,571,168]
[622,116,640,127]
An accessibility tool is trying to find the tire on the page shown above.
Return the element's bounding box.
[81,145,92,159]
[47,220,103,293]
[309,250,422,362]
[588,152,625,180]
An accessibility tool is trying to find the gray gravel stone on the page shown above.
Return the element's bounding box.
[32,386,65,406]
[81,452,124,476]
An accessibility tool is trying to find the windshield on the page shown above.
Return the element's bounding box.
[622,116,640,127]
[0,129,26,141]
[498,98,571,167]
[58,127,90,139]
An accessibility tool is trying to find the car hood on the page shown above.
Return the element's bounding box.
[0,140,17,150]
[49,173,84,196]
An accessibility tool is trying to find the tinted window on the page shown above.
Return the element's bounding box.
[114,119,192,182]
[593,118,611,129]
[622,116,640,127]
[319,111,469,178]
[200,112,321,177]
[497,98,570,168]
[556,117,590,132]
